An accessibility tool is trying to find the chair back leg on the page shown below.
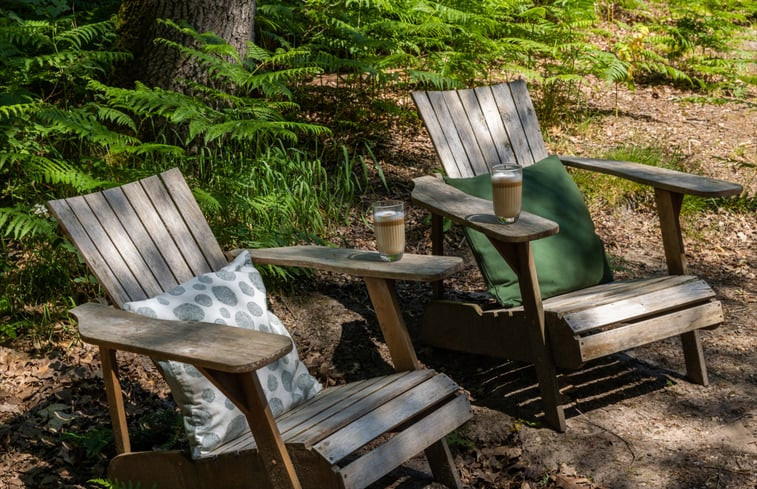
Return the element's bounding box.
[425,440,463,488]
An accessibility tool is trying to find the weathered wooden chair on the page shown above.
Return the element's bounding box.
[410,80,742,431]
[48,168,472,489]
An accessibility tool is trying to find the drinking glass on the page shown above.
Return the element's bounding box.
[491,164,523,223]
[372,200,405,262]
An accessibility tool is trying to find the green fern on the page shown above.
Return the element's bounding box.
[0,206,54,240]
[26,157,110,191]
[55,20,116,50]
[0,101,39,120]
[37,105,140,146]
[89,478,156,489]
[84,24,330,151]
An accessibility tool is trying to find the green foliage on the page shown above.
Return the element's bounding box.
[606,0,755,93]
[0,14,361,342]
[445,431,476,449]
[89,478,156,489]
[571,145,679,210]
[0,11,123,340]
[62,428,113,459]
[130,408,185,452]
[256,0,754,121]
[571,144,755,217]
[205,144,366,250]
[0,13,121,238]
[257,0,609,92]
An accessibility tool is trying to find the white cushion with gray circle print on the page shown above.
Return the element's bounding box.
[123,250,322,459]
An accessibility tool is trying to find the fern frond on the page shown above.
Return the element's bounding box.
[0,102,39,120]
[244,43,274,63]
[0,207,54,240]
[0,21,54,52]
[55,20,116,50]
[594,51,630,84]
[25,156,110,193]
[191,186,222,214]
[37,106,140,147]
[407,69,458,89]
[203,119,329,145]
[94,106,137,132]
[112,143,185,156]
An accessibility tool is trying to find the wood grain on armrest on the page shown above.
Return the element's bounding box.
[558,156,743,198]
[238,246,464,282]
[411,174,559,243]
[71,303,293,373]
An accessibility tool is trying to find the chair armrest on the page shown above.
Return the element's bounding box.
[70,303,293,373]
[411,174,559,243]
[557,156,743,198]
[234,246,464,282]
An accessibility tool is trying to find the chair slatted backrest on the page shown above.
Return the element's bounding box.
[411,79,549,178]
[48,168,228,308]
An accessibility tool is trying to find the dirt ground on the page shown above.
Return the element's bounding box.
[0,79,754,489]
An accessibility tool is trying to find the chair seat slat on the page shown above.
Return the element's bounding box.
[313,374,460,464]
[205,378,397,456]
[277,377,381,425]
[577,302,723,362]
[289,370,435,446]
[204,371,451,459]
[278,375,402,441]
[563,279,716,334]
[337,394,471,489]
[543,275,696,313]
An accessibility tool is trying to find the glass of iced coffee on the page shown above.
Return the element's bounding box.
[373,200,405,262]
[491,164,522,223]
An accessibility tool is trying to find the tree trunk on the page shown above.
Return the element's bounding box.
[116,0,255,91]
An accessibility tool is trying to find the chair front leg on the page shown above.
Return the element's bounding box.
[654,188,709,385]
[490,240,566,432]
[364,277,420,372]
[654,188,688,275]
[431,213,445,298]
[100,346,131,454]
[363,276,463,488]
[201,368,302,489]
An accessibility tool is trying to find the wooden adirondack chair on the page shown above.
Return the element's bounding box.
[410,80,743,432]
[48,168,472,489]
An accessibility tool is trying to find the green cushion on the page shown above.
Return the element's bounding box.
[444,155,613,307]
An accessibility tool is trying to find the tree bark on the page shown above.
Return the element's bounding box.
[116,0,255,91]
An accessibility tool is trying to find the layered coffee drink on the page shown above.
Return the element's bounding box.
[373,201,405,262]
[491,164,522,223]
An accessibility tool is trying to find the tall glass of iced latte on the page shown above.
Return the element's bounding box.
[491,164,522,223]
[373,200,405,262]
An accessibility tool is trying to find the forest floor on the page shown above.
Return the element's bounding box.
[0,78,755,489]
